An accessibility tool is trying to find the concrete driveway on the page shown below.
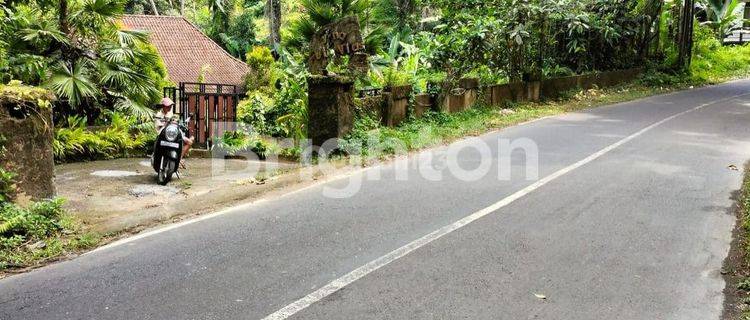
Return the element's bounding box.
[3,80,750,319]
[56,157,299,233]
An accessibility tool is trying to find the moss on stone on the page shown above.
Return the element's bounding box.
[0,81,55,110]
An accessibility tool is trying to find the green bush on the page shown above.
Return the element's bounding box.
[216,130,281,159]
[690,38,750,83]
[53,113,151,162]
[0,197,98,269]
[245,46,276,93]
[0,198,65,238]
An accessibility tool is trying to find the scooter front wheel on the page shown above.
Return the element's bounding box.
[157,159,176,185]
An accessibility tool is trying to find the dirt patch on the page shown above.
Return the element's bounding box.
[722,163,750,319]
[53,156,369,236]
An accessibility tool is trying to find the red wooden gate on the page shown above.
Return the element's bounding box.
[165,83,241,148]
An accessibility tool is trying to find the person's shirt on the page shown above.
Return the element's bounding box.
[154,109,174,132]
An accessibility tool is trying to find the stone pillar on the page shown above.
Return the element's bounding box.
[414,94,432,118]
[307,75,354,146]
[459,78,480,109]
[383,85,412,127]
[0,102,55,202]
[526,81,541,102]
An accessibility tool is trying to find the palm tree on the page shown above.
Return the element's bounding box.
[1,0,166,121]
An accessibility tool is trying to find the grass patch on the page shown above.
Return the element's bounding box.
[0,198,100,273]
[690,28,750,84]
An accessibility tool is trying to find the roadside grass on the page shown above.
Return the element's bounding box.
[0,198,101,274]
[690,33,750,85]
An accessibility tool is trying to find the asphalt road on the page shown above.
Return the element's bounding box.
[4,80,750,320]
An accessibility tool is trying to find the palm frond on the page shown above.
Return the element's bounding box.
[116,29,149,46]
[82,0,124,20]
[46,62,98,107]
[20,21,70,45]
[100,43,136,63]
[113,97,154,121]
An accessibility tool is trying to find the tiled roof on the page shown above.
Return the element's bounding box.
[121,15,249,91]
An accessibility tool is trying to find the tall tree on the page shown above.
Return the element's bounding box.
[676,0,695,70]
[266,0,281,49]
[148,0,159,15]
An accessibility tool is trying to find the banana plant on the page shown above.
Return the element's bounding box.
[702,0,744,40]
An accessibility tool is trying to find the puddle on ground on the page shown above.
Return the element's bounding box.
[90,170,141,178]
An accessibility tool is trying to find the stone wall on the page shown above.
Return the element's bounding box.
[539,68,643,99]
[484,68,643,106]
[356,95,386,121]
[0,102,55,202]
[315,69,643,135]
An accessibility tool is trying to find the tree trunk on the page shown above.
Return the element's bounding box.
[59,0,69,36]
[535,15,546,81]
[149,0,159,15]
[638,0,663,61]
[180,0,184,15]
[58,0,73,66]
[266,0,282,48]
[676,0,695,70]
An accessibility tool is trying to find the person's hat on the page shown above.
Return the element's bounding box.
[160,97,174,107]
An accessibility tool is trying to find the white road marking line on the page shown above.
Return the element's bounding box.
[261,93,750,320]
[86,167,373,254]
[83,83,749,255]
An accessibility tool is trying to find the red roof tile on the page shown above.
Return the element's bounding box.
[121,15,249,91]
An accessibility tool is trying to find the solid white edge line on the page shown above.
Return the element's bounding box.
[86,167,373,255]
[260,93,750,320]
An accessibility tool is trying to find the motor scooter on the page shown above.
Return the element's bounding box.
[152,116,190,185]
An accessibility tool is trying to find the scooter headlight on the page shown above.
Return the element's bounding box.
[164,125,180,142]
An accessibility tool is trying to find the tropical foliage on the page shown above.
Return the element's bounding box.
[1,0,170,122]
[700,0,745,40]
[52,113,153,162]
[1,0,747,159]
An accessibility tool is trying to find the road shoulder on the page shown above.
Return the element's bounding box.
[723,162,750,319]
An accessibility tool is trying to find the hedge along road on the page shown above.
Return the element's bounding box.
[3,80,750,319]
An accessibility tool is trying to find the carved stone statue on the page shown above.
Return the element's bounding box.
[308,16,368,76]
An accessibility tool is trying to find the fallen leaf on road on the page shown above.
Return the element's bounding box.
[534,293,546,300]
[729,165,739,171]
